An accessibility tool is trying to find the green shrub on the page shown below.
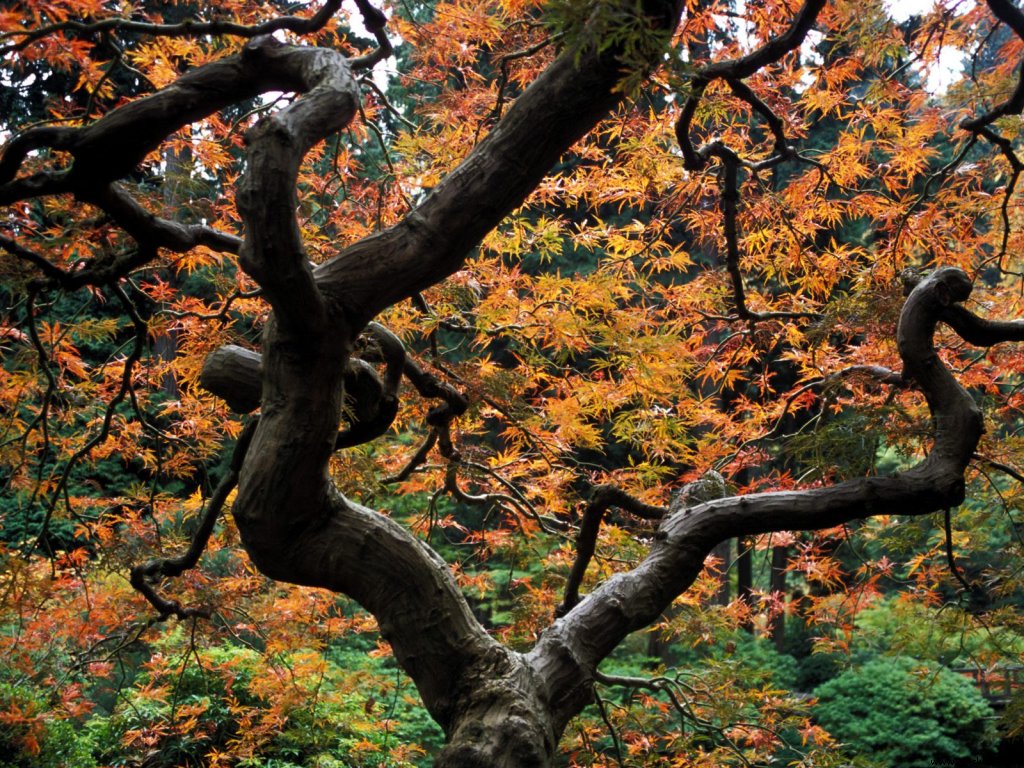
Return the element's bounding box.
[668,631,801,691]
[852,597,1024,666]
[0,680,95,768]
[715,633,800,690]
[813,656,998,768]
[795,650,842,691]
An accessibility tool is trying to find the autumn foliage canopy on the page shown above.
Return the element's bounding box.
[2,0,1024,766]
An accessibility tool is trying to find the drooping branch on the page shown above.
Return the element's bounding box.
[0,232,72,285]
[130,420,257,620]
[0,170,74,207]
[87,184,242,256]
[973,125,1024,273]
[725,78,789,156]
[594,669,765,761]
[402,355,470,427]
[688,140,820,323]
[557,472,731,620]
[718,363,909,469]
[960,0,1024,134]
[672,0,827,324]
[701,0,827,81]
[943,508,976,595]
[675,0,826,172]
[384,430,439,484]
[528,267,997,729]
[31,283,149,554]
[955,1,1024,275]
[712,142,749,318]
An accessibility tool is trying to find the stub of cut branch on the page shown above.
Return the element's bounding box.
[200,324,468,453]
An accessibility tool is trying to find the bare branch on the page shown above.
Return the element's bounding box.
[0,36,359,211]
[0,0,345,56]
[131,420,258,620]
[941,303,1024,345]
[725,78,789,156]
[334,323,406,449]
[676,0,826,171]
[236,40,360,333]
[89,184,242,255]
[960,0,1024,134]
[943,508,975,595]
[701,0,827,81]
[349,0,395,71]
[0,232,71,285]
[557,484,666,617]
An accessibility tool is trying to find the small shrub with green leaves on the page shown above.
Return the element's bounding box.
[813,656,998,768]
[0,680,95,768]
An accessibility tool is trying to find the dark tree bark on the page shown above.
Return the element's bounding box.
[737,537,754,633]
[770,544,788,652]
[710,539,732,606]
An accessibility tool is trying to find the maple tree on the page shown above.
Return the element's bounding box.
[3,0,1024,765]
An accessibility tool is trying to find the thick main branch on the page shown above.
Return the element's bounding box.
[312,0,685,327]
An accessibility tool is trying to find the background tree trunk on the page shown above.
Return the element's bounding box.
[770,543,788,652]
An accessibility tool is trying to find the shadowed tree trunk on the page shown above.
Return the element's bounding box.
[737,537,754,632]
[770,543,788,652]
[710,539,732,606]
[153,143,191,399]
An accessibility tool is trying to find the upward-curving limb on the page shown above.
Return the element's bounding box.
[528,267,1000,730]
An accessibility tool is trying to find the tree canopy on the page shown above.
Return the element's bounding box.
[2,0,1024,766]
